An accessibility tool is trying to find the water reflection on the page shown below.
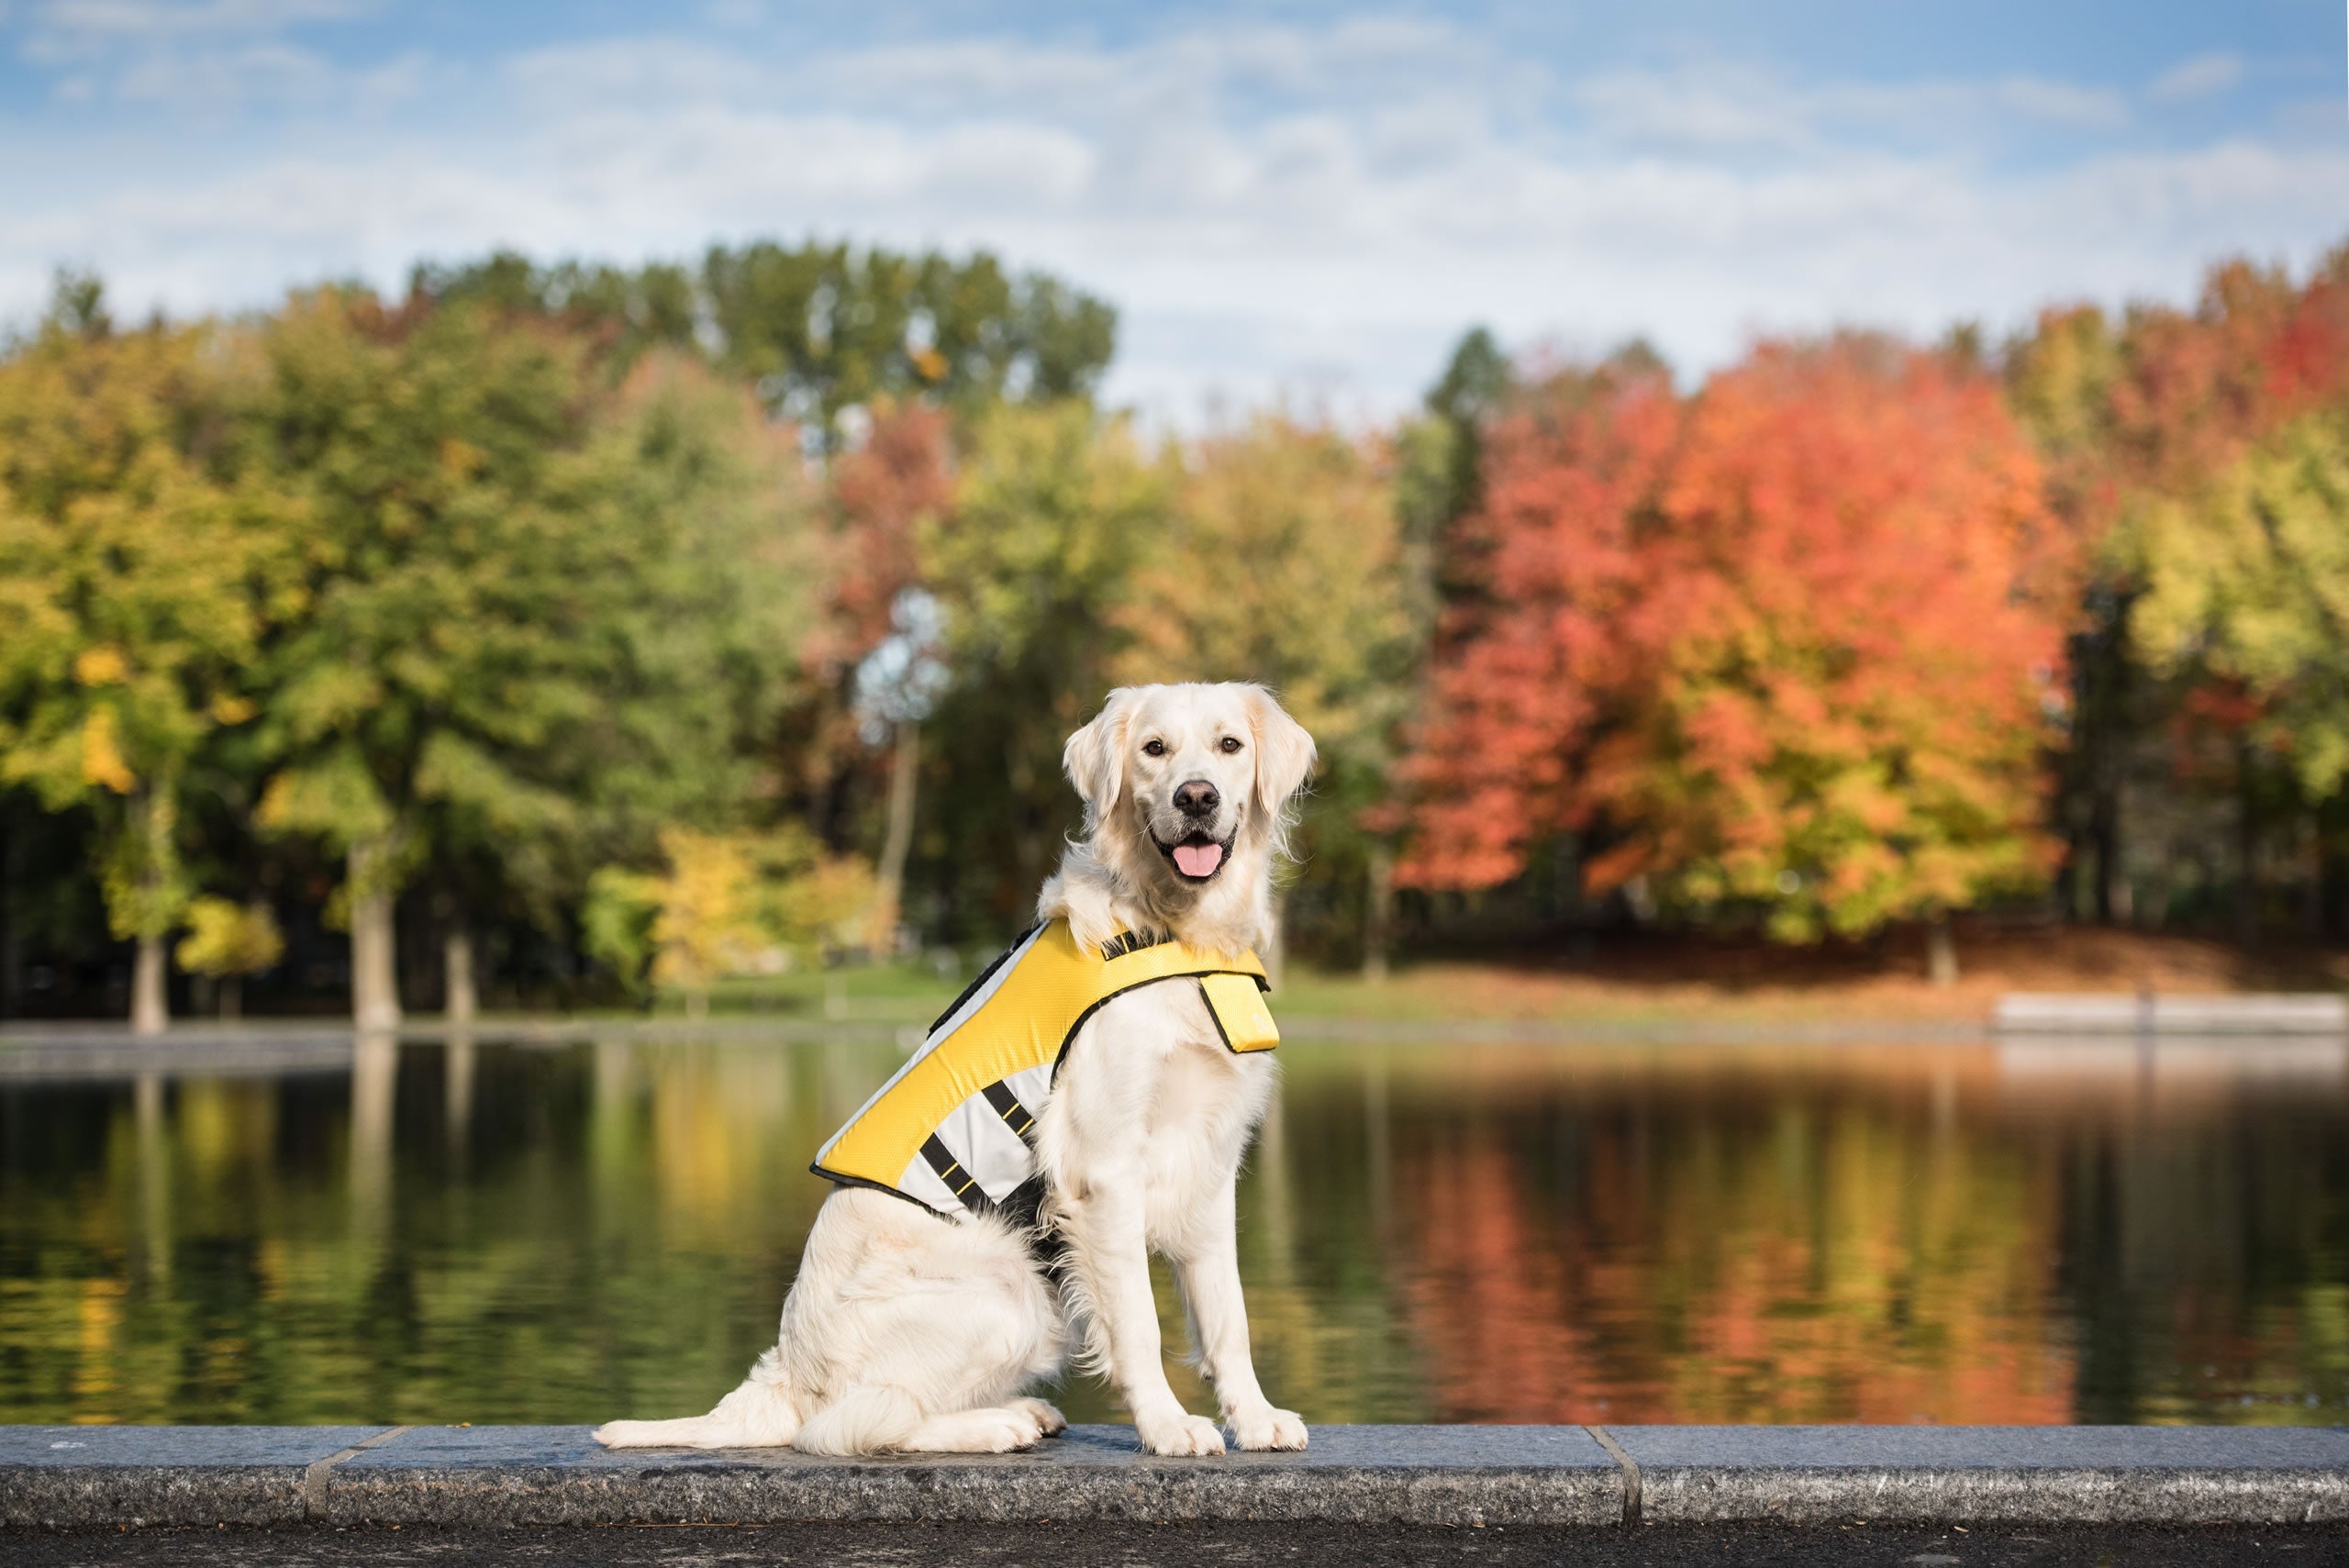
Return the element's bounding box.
[1,1034,2343,1427]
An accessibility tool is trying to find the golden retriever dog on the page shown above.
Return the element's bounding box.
[596,682,1317,1456]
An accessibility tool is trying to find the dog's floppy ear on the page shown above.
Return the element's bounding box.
[1063,688,1137,827]
[1244,685,1318,809]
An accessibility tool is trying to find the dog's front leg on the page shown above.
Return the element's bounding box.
[1063,1171,1226,1456]
[1174,1174,1308,1451]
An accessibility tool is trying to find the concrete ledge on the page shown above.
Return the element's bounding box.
[4,1424,2343,1530]
[1613,1425,2349,1526]
[3,1425,1620,1529]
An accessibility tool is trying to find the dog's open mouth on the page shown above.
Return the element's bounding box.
[1154,829,1233,883]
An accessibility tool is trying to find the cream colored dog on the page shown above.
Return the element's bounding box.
[596,682,1316,1456]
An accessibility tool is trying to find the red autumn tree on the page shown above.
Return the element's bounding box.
[1401,338,2064,974]
[794,399,956,933]
[787,400,954,839]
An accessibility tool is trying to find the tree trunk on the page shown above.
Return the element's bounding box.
[130,933,168,1036]
[443,927,477,1026]
[349,841,401,1032]
[1362,840,1396,983]
[0,805,17,1021]
[219,975,241,1021]
[2090,776,2122,924]
[2233,743,2260,950]
[873,717,920,948]
[1926,914,1959,988]
[128,787,174,1037]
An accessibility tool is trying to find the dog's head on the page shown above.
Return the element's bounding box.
[1063,683,1317,898]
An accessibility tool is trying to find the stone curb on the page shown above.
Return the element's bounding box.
[3,1424,2343,1530]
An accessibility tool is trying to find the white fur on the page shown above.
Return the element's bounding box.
[596,683,1317,1457]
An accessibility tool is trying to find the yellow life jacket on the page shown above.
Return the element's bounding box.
[811,917,1279,1218]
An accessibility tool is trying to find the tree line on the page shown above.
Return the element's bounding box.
[1,239,2344,1029]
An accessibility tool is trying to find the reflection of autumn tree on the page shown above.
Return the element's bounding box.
[1397,1134,1620,1421]
[1395,1064,2075,1422]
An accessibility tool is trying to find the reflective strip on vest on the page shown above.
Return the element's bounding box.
[811,917,1276,1218]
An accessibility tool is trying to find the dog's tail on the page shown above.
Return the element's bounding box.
[593,1349,801,1450]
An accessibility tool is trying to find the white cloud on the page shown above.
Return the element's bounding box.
[0,19,2337,427]
[31,0,369,38]
[1568,63,2128,155]
[2149,52,2243,103]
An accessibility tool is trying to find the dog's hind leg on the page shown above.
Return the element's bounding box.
[1009,1396,1067,1435]
[789,1383,926,1455]
[902,1403,1050,1453]
[594,1352,801,1450]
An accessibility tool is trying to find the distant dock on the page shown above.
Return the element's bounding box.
[1994,993,2348,1035]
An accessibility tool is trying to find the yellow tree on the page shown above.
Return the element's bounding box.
[0,284,291,1033]
[2129,413,2349,800]
[585,827,878,1018]
[1116,414,1419,973]
[174,897,284,1019]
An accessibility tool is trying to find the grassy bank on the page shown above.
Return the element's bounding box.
[672,921,2349,1028]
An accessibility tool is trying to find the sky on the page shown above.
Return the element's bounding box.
[1,1,2343,426]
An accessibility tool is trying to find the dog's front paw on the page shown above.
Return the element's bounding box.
[1136,1410,1226,1456]
[1228,1406,1308,1451]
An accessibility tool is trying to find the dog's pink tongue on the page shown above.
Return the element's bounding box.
[1173,840,1224,877]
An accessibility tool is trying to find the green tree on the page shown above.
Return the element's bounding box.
[0,284,292,1033]
[918,403,1170,929]
[2129,413,2349,797]
[414,241,1117,447]
[244,290,812,1028]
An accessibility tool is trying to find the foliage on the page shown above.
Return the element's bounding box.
[916,402,1170,924]
[2005,247,2349,925]
[1119,415,1416,771]
[1402,339,2064,941]
[1113,415,1423,929]
[584,827,880,999]
[17,239,2349,1018]
[175,897,284,979]
[0,287,292,948]
[415,240,1116,445]
[241,290,814,927]
[786,400,958,834]
[2128,413,2349,795]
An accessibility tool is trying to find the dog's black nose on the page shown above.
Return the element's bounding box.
[1174,779,1220,817]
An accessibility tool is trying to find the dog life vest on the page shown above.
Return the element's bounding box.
[811,918,1279,1218]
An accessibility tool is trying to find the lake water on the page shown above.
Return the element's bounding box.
[2,1031,2344,1428]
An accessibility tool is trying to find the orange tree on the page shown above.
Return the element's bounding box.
[1400,338,2063,977]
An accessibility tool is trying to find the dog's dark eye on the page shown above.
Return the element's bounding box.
[1219,737,1243,753]
[1141,739,1166,757]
